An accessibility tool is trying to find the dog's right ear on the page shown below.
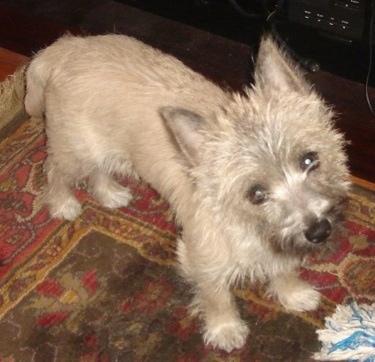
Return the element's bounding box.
[160,107,207,167]
[254,35,310,95]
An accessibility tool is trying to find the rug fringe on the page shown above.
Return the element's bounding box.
[314,302,375,362]
[0,64,27,131]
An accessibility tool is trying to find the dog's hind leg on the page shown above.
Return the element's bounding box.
[43,155,82,221]
[88,169,132,209]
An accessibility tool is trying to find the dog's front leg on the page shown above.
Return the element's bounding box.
[193,284,249,352]
[177,238,248,352]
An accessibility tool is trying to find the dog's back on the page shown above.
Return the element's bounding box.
[25,34,227,120]
[25,35,229,207]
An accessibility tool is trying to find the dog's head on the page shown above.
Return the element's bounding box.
[161,35,350,257]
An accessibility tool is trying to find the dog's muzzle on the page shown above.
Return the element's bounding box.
[304,219,332,244]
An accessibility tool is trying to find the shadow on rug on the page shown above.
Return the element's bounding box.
[0,116,374,361]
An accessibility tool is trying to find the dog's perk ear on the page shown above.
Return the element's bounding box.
[160,107,206,166]
[254,35,310,94]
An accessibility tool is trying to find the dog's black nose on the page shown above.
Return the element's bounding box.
[304,219,332,243]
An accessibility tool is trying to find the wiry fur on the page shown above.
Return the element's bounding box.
[25,34,350,352]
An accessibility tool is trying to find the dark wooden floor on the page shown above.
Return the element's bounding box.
[0,2,374,182]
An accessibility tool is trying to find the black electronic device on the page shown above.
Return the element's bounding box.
[287,0,368,41]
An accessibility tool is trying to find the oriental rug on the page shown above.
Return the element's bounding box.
[0,114,374,361]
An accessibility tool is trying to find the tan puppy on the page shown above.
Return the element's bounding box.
[25,34,349,352]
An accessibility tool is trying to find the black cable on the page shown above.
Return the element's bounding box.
[267,1,320,73]
[365,5,375,117]
[229,0,319,73]
[266,0,285,23]
[227,0,284,20]
[227,0,263,19]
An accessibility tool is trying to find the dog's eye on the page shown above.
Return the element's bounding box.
[247,185,267,205]
[301,152,319,172]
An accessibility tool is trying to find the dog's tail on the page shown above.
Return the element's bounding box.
[24,50,50,119]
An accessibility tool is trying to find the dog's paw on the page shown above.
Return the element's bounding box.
[283,287,321,312]
[268,275,321,312]
[273,284,321,312]
[93,183,132,209]
[203,318,249,352]
[48,196,82,221]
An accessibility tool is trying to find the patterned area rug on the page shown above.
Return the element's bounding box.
[0,115,374,361]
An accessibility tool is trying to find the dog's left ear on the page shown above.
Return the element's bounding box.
[160,107,207,166]
[254,35,310,94]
